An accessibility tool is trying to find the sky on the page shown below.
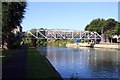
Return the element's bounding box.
[21,1,118,31]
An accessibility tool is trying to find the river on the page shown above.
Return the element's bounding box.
[37,46,120,79]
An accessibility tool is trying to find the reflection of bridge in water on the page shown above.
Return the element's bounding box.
[24,29,102,40]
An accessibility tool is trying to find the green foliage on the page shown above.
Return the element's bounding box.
[85,18,120,36]
[48,39,72,47]
[23,28,47,47]
[22,39,32,45]
[81,40,84,43]
[2,2,27,34]
[2,2,27,49]
[85,18,105,34]
[36,39,47,46]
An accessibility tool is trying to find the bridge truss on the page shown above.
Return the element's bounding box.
[23,29,102,40]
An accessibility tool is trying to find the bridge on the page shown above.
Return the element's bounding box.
[23,29,102,41]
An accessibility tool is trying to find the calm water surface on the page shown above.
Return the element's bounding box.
[37,46,120,79]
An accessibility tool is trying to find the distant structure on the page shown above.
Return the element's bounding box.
[23,29,102,43]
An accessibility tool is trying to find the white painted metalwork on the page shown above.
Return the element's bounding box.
[23,29,102,40]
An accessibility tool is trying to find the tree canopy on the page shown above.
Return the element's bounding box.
[2,2,27,49]
[84,18,120,36]
[2,2,26,34]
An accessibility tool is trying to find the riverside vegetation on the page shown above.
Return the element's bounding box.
[47,39,74,47]
[85,18,120,36]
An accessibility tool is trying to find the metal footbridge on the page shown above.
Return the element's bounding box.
[23,29,102,40]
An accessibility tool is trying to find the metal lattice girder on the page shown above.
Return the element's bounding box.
[23,29,102,40]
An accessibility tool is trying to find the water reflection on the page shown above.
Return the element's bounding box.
[37,46,120,79]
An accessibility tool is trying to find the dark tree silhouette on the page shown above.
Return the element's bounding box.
[2,2,27,49]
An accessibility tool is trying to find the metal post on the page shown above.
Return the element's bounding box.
[94,32,96,44]
[101,27,104,43]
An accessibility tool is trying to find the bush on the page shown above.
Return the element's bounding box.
[81,40,84,43]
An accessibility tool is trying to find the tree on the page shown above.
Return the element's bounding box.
[85,18,120,36]
[85,18,105,34]
[2,2,27,49]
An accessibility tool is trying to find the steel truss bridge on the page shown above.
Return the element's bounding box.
[23,29,102,40]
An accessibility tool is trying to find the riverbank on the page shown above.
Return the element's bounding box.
[27,47,62,79]
[2,45,62,79]
[66,43,120,49]
[48,39,73,47]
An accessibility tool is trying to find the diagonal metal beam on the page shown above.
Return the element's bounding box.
[38,31,47,38]
[27,31,38,38]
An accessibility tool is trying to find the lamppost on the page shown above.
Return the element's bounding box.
[101,27,105,43]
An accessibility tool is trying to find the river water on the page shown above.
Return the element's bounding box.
[37,46,120,79]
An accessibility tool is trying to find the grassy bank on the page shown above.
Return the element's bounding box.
[2,50,15,63]
[48,39,74,47]
[26,47,62,79]
[2,46,62,79]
